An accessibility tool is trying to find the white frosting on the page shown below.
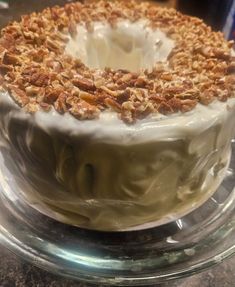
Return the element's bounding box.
[65,20,175,72]
[35,99,235,144]
[1,91,235,145]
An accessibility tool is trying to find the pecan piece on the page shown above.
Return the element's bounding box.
[46,38,64,53]
[116,89,131,103]
[25,102,39,113]
[225,75,235,85]
[217,90,229,102]
[180,99,197,112]
[0,64,13,75]
[104,98,122,112]
[227,63,235,74]
[45,60,63,72]
[118,73,134,84]
[149,95,166,103]
[213,48,231,61]
[168,98,182,112]
[135,77,148,88]
[69,100,100,120]
[135,102,154,119]
[0,74,4,85]
[72,77,96,91]
[176,89,200,99]
[54,93,67,114]
[199,90,214,105]
[158,101,173,114]
[94,78,106,88]
[122,101,135,111]
[121,109,135,124]
[28,70,50,87]
[161,73,173,81]
[100,86,118,97]
[196,46,214,58]
[29,49,47,62]
[25,86,41,97]
[80,92,97,105]
[8,85,29,106]
[66,94,79,106]
[164,86,185,95]
[3,52,20,65]
[43,88,60,104]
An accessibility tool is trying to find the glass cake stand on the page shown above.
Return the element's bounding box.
[0,141,234,286]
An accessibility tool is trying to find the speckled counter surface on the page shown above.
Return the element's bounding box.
[0,246,235,287]
[0,1,234,286]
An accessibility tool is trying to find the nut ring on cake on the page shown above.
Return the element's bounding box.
[0,1,234,231]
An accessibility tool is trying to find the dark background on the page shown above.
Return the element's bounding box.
[178,0,233,31]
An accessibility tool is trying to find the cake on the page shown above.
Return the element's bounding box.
[0,1,234,231]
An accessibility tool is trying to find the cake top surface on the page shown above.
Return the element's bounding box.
[0,0,234,124]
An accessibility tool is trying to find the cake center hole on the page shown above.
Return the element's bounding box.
[65,20,175,72]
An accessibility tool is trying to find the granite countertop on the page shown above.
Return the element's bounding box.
[0,1,235,286]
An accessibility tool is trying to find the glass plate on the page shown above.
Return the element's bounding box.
[0,141,235,286]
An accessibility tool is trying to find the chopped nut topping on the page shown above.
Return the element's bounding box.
[0,0,234,124]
